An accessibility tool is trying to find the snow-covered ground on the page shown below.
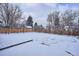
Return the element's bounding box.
[0,32,79,56]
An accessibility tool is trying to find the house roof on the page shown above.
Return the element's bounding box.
[25,26,32,28]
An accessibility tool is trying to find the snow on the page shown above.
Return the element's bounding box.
[25,26,32,28]
[0,32,79,56]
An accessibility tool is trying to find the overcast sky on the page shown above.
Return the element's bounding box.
[18,3,79,26]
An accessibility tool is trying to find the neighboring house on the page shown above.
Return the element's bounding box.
[64,26,69,31]
[25,26,32,29]
[24,26,33,32]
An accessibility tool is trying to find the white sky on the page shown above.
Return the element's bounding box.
[17,3,79,26]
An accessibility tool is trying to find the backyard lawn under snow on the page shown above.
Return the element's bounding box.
[0,32,79,56]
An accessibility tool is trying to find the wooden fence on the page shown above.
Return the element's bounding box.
[0,28,33,33]
[0,28,79,36]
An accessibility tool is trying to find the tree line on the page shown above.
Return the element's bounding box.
[0,3,22,28]
[0,3,44,31]
[47,10,79,32]
[0,3,79,33]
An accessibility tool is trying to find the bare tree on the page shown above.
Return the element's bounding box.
[0,3,22,28]
[47,11,60,32]
[59,9,76,26]
[47,13,52,32]
[52,11,60,27]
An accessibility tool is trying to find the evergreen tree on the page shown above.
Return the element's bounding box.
[34,22,38,30]
[26,16,33,27]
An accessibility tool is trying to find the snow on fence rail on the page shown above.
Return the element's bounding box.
[0,40,33,51]
[65,51,74,56]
